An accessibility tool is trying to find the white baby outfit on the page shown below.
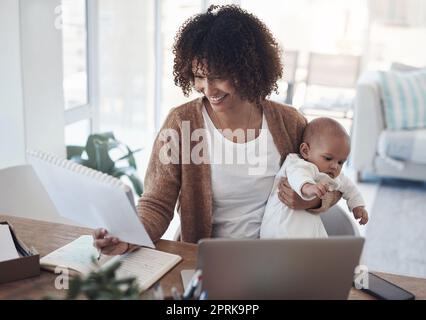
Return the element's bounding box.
[260,153,365,238]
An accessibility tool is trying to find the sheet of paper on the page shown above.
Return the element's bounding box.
[28,153,154,248]
[0,225,20,262]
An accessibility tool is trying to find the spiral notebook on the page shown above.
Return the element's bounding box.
[27,150,153,248]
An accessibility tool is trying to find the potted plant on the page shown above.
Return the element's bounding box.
[66,259,141,300]
[66,132,143,196]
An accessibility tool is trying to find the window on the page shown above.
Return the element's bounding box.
[61,0,88,110]
[159,0,202,123]
[61,0,93,148]
[97,0,155,174]
[240,0,368,106]
[367,0,426,69]
[63,1,245,170]
[64,119,91,146]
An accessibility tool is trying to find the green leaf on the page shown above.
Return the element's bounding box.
[66,276,83,300]
[66,145,85,159]
[66,131,144,196]
[64,258,140,300]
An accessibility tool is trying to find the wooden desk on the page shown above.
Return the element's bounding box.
[0,215,196,299]
[1,215,425,300]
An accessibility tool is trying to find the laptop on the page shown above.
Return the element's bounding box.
[185,237,364,300]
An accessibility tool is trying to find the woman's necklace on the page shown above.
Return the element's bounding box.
[210,104,253,143]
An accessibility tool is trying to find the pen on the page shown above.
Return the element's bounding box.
[183,269,202,300]
[199,291,208,300]
[97,249,102,261]
[193,275,203,299]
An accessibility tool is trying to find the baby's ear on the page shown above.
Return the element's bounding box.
[300,142,310,159]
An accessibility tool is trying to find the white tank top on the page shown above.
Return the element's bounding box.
[202,105,281,239]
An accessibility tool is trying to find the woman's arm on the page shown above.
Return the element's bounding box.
[93,111,182,255]
[137,112,182,242]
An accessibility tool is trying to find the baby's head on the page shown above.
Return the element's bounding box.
[300,117,350,179]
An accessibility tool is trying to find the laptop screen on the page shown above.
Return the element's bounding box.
[197,237,364,299]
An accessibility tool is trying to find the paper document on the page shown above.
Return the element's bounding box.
[28,151,153,248]
[0,225,20,262]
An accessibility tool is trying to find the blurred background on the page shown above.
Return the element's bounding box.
[1,0,426,277]
[63,0,426,174]
[2,0,426,173]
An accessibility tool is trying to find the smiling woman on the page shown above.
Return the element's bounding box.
[173,5,282,104]
[92,5,341,255]
[191,62,259,142]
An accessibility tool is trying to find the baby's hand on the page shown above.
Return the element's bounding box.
[301,182,328,199]
[353,206,369,225]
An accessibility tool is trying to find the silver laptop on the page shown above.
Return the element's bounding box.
[194,237,364,300]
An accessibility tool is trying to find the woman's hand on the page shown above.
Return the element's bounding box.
[278,178,321,210]
[92,228,129,256]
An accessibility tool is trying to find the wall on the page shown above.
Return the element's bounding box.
[0,0,26,169]
[0,0,65,171]
[20,0,65,158]
[0,0,67,223]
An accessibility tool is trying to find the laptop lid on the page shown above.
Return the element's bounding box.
[198,237,364,300]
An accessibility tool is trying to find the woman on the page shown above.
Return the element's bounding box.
[93,5,340,255]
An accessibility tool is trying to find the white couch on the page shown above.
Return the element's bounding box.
[351,71,426,182]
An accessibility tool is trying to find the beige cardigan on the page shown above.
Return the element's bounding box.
[137,97,339,243]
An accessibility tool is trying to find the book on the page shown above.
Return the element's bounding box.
[27,150,153,248]
[40,235,182,292]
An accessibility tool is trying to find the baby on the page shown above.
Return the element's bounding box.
[260,117,368,238]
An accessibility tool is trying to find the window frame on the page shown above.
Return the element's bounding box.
[63,0,99,135]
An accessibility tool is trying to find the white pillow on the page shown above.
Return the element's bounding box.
[379,69,426,130]
[390,62,425,72]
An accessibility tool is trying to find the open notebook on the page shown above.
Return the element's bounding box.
[40,235,181,292]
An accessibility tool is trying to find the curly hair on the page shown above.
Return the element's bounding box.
[173,5,283,104]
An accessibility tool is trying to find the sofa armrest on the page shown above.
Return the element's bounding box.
[351,71,386,171]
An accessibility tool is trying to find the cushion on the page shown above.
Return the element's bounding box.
[379,69,426,130]
[378,129,426,165]
[390,62,425,72]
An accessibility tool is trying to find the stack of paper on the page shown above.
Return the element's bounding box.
[0,225,20,262]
